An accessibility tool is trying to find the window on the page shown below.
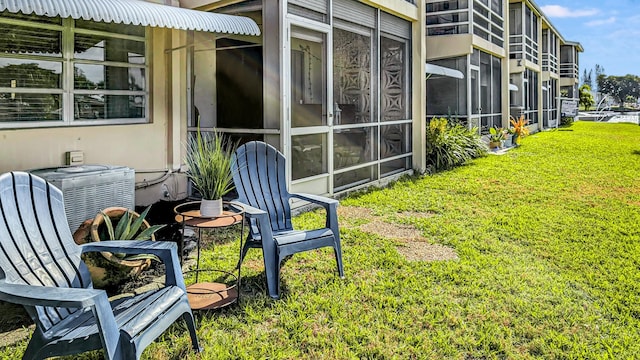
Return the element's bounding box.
[0,12,147,127]
[426,0,470,36]
[330,2,412,191]
[426,57,467,120]
[469,48,502,132]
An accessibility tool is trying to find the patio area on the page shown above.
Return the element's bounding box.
[2,121,640,358]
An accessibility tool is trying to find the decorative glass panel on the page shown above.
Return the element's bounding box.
[380,157,411,177]
[333,28,371,124]
[380,123,410,159]
[291,133,326,180]
[380,37,408,121]
[334,165,376,190]
[75,34,145,64]
[0,59,62,88]
[0,93,61,122]
[74,64,145,91]
[74,94,145,120]
[333,127,377,170]
[0,24,61,57]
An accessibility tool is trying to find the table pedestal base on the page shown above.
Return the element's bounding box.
[186,282,238,310]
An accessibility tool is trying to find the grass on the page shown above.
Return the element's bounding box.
[2,121,640,359]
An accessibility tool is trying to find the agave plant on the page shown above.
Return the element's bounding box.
[99,205,165,262]
[509,114,530,145]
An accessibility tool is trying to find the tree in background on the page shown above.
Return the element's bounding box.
[579,84,595,110]
[582,69,593,89]
[594,64,606,94]
[598,74,640,105]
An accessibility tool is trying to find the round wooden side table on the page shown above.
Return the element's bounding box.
[174,201,245,310]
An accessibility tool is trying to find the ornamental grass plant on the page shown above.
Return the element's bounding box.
[426,117,488,172]
[184,127,237,201]
[3,121,640,359]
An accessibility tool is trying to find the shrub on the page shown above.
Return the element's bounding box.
[561,116,574,126]
[426,117,487,172]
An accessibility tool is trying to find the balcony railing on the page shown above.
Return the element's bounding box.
[509,35,538,63]
[542,53,558,73]
[560,63,579,79]
[426,0,504,46]
[472,0,504,47]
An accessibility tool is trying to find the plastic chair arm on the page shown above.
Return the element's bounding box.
[0,280,105,308]
[290,193,340,230]
[80,240,185,290]
[229,200,267,217]
[290,193,339,207]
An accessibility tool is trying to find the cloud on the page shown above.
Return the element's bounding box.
[541,5,599,18]
[585,17,617,26]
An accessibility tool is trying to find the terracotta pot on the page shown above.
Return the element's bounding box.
[73,207,155,287]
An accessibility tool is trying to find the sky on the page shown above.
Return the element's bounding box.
[535,0,640,77]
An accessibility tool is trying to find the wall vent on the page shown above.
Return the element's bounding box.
[30,165,135,233]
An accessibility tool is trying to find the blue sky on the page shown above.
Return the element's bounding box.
[536,0,640,77]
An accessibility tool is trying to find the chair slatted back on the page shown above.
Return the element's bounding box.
[0,172,92,330]
[232,142,293,234]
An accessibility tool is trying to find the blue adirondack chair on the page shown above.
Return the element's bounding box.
[231,141,344,299]
[0,172,200,360]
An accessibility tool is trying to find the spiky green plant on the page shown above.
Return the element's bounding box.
[184,127,237,200]
[100,205,164,262]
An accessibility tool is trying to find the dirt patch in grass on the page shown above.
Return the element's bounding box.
[396,242,459,262]
[339,206,458,262]
[360,220,423,240]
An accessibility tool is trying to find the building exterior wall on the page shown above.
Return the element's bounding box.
[0,0,583,209]
[193,0,424,198]
[0,24,189,205]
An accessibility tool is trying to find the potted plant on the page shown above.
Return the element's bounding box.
[184,126,237,217]
[503,127,515,148]
[509,114,530,145]
[488,127,506,149]
[73,205,165,288]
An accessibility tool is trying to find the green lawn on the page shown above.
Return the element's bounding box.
[3,121,640,359]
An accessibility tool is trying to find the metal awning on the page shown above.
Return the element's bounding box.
[509,84,519,91]
[425,63,464,79]
[0,0,260,36]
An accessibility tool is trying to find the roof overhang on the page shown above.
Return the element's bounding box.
[563,40,584,52]
[0,0,261,36]
[426,63,464,80]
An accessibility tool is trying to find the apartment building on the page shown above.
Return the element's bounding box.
[0,0,583,209]
[0,0,426,206]
[426,0,510,132]
[560,41,584,99]
[426,0,582,133]
[541,16,561,128]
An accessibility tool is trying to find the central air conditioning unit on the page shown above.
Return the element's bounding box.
[30,165,135,233]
